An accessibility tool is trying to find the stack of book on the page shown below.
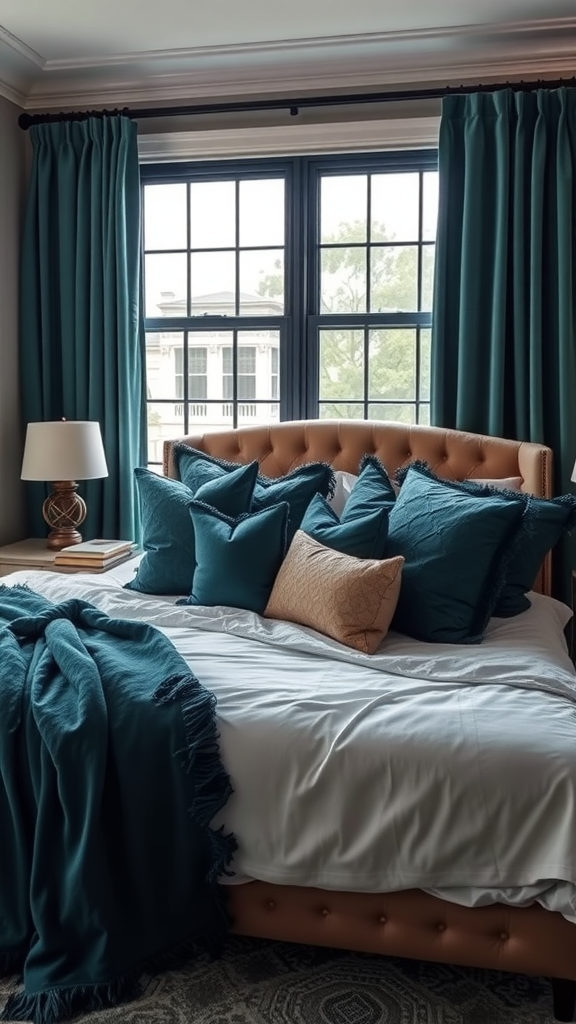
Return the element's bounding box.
[53,539,135,572]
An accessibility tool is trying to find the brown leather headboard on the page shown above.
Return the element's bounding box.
[163,419,553,596]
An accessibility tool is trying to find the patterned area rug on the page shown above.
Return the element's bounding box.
[0,937,563,1023]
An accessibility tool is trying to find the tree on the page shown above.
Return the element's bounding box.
[257,219,433,422]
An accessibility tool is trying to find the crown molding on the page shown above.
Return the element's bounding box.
[1,16,575,112]
[0,24,44,69]
[19,50,576,114]
[0,77,27,108]
[138,116,440,162]
[24,17,576,72]
[0,23,43,105]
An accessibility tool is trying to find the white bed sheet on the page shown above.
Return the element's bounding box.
[4,568,576,922]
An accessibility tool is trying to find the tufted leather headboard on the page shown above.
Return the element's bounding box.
[163,419,553,596]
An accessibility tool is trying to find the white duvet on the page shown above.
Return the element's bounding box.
[4,567,576,922]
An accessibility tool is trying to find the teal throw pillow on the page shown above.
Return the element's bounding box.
[126,462,260,595]
[456,479,576,616]
[300,494,389,558]
[343,454,396,518]
[384,464,527,643]
[173,444,335,543]
[396,461,576,617]
[180,500,289,614]
[196,459,259,517]
[299,455,396,558]
[125,470,196,595]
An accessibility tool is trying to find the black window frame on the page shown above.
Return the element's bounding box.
[140,148,438,463]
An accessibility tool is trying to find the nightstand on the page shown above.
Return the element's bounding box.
[0,539,137,577]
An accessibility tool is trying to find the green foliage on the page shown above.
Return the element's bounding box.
[258,257,283,299]
[258,218,433,421]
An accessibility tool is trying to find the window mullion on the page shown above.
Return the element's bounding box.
[142,149,438,466]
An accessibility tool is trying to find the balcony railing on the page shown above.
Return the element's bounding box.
[148,401,280,465]
[174,403,208,417]
[174,403,262,419]
[222,403,258,418]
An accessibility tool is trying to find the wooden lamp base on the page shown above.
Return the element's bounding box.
[42,481,87,551]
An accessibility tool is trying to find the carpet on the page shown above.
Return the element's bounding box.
[0,937,563,1023]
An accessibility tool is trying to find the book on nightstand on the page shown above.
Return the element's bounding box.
[53,551,137,571]
[53,539,135,568]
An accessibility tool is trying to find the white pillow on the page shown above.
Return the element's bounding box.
[327,470,359,517]
[393,474,523,497]
[471,476,523,490]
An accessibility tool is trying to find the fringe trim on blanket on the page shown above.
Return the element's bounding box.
[154,673,236,831]
[1,976,142,1024]
[1,672,237,1024]
[1,923,239,1024]
[154,671,239,928]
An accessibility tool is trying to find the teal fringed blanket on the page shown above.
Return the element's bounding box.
[0,585,236,1024]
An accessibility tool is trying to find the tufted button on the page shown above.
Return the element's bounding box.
[379,915,387,925]
[321,907,330,917]
[500,931,509,941]
[267,900,276,910]
[437,922,447,933]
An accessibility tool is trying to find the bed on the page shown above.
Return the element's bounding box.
[164,418,576,1022]
[4,418,576,1022]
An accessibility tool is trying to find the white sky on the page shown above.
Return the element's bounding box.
[143,172,438,316]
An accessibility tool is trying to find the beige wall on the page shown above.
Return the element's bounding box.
[0,94,26,543]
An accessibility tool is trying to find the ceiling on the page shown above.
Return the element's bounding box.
[0,0,575,112]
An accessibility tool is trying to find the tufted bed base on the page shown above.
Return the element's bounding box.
[226,883,576,1011]
[164,420,574,1021]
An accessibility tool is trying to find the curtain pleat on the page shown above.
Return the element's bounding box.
[431,88,576,601]
[20,116,146,543]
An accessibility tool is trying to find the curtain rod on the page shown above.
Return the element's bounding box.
[17,77,576,130]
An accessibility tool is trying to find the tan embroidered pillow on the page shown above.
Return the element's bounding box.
[264,530,404,654]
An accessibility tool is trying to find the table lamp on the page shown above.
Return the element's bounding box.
[21,420,108,550]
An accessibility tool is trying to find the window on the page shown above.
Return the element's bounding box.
[175,346,207,400]
[222,346,256,401]
[271,347,279,401]
[141,151,437,467]
[316,168,436,424]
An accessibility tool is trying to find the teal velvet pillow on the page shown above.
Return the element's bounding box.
[384,464,527,643]
[126,462,260,595]
[300,494,389,558]
[173,444,335,544]
[456,479,576,616]
[396,462,576,617]
[180,500,289,614]
[125,470,196,595]
[299,456,395,558]
[343,454,397,518]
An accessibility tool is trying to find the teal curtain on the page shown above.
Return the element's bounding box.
[431,88,576,601]
[20,115,146,543]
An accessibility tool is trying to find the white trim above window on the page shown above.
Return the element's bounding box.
[138,116,439,162]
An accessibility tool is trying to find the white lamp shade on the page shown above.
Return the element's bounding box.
[572,460,576,484]
[21,421,108,482]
